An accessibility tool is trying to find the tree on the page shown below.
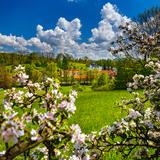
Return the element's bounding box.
[56,53,70,70]
[96,59,115,70]
[0,67,13,89]
[92,73,115,91]
[110,8,160,61]
[114,58,151,89]
[31,69,43,82]
[46,62,58,79]
[136,6,160,35]
[0,65,83,160]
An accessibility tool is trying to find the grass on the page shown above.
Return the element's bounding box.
[68,87,131,133]
[61,86,131,133]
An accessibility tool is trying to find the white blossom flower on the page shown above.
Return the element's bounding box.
[58,100,68,109]
[144,120,154,129]
[45,93,52,100]
[71,90,78,97]
[128,109,142,119]
[69,155,80,160]
[15,65,25,71]
[54,83,59,89]
[0,151,6,155]
[135,97,141,104]
[67,102,76,113]
[17,73,29,84]
[129,120,136,128]
[155,62,160,69]
[1,120,24,144]
[83,154,90,160]
[71,124,85,145]
[45,112,56,121]
[18,130,25,136]
[31,129,39,141]
[107,125,116,134]
[121,119,129,130]
[54,149,61,156]
[25,92,33,98]
[144,108,152,119]
[52,89,58,95]
[46,77,53,83]
[1,127,18,143]
[3,101,13,110]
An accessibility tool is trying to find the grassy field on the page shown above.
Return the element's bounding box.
[62,86,131,133]
[71,89,131,133]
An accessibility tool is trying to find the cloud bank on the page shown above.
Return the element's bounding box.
[0,3,130,59]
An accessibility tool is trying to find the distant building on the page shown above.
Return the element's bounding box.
[89,64,102,70]
[61,69,116,81]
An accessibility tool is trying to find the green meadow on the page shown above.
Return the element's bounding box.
[60,86,131,133]
[69,88,131,133]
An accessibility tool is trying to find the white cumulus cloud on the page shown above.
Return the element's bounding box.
[0,34,28,51]
[37,17,82,54]
[0,33,53,53]
[27,37,53,53]
[0,3,130,59]
[90,2,130,43]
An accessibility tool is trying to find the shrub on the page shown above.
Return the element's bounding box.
[72,82,84,92]
[46,62,58,79]
[115,59,151,89]
[0,67,14,89]
[115,67,135,89]
[31,69,43,82]
[92,73,115,91]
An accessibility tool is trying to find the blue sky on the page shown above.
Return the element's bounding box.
[0,0,160,59]
[0,0,160,39]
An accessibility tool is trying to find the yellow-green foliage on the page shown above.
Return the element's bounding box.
[69,62,87,70]
[92,73,115,91]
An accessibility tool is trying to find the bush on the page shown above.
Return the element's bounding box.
[92,73,115,91]
[31,69,43,82]
[115,59,151,89]
[115,67,135,89]
[72,82,84,92]
[0,67,14,89]
[46,62,58,79]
